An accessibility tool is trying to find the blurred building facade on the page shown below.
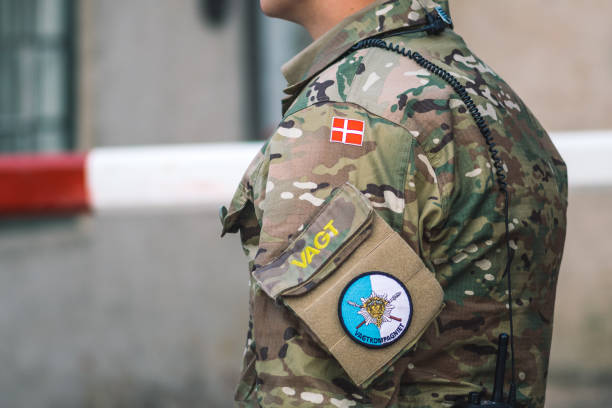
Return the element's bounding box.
[1,1,611,407]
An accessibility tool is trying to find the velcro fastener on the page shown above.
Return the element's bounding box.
[284,204,444,387]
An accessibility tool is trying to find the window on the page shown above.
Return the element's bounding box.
[0,0,76,153]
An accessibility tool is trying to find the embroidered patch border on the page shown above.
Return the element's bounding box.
[338,271,412,348]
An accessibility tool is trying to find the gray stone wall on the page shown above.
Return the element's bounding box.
[77,0,244,147]
[452,0,612,132]
[0,212,248,407]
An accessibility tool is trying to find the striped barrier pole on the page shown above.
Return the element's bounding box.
[0,132,610,216]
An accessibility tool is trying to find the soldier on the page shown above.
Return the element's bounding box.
[220,1,567,407]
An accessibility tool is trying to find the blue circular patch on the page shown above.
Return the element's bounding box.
[338,271,412,348]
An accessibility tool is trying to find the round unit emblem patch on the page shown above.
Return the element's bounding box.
[338,272,412,348]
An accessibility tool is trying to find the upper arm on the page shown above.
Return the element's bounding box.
[253,102,417,268]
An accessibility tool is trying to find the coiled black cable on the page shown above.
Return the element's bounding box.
[350,38,517,404]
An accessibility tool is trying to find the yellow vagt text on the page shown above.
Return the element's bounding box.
[290,220,338,269]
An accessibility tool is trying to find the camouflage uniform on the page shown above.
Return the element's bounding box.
[221,0,567,407]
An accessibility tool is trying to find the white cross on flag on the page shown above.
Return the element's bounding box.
[330,117,365,146]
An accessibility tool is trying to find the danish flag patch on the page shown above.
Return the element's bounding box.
[330,117,365,146]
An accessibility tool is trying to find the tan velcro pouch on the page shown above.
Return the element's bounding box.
[252,183,444,387]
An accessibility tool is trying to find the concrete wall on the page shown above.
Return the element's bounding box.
[1,1,611,407]
[452,0,612,132]
[78,0,244,147]
[0,212,248,408]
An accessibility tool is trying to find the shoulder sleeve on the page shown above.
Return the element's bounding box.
[253,102,425,269]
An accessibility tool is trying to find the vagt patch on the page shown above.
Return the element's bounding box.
[339,271,412,348]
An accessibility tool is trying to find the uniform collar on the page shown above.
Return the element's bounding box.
[281,0,450,96]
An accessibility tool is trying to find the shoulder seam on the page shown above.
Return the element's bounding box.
[283,100,445,213]
[285,99,419,136]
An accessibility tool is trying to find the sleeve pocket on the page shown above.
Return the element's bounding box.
[252,183,444,388]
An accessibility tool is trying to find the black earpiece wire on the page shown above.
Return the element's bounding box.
[349,11,517,403]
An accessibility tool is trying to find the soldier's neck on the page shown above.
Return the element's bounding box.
[295,0,376,39]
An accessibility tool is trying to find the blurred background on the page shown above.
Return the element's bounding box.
[1,0,611,407]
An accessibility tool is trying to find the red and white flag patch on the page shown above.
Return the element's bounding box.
[330,117,365,146]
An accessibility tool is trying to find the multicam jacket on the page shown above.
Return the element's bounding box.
[220,1,567,407]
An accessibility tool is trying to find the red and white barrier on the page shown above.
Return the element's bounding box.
[86,143,260,211]
[0,153,89,215]
[0,132,610,216]
[0,143,260,215]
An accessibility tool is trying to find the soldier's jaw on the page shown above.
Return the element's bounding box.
[259,0,300,20]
